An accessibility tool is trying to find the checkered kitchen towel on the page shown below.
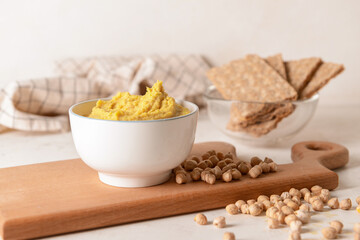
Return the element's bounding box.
[0,54,210,133]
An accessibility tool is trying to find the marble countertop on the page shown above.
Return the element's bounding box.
[1,105,359,240]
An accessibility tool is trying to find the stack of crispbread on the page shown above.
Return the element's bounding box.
[206,54,344,137]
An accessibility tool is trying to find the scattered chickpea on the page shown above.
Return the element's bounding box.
[216,152,225,160]
[287,200,300,211]
[270,194,281,203]
[294,210,311,224]
[203,159,214,168]
[275,201,286,210]
[321,227,337,239]
[240,204,250,214]
[249,165,262,178]
[191,156,201,163]
[327,198,340,209]
[292,196,301,205]
[201,153,210,160]
[249,203,263,216]
[226,204,238,215]
[330,220,343,234]
[285,214,298,226]
[340,198,352,210]
[222,170,233,182]
[266,207,279,218]
[268,162,278,172]
[257,195,269,203]
[231,168,242,180]
[311,185,322,196]
[277,211,286,224]
[204,173,216,185]
[281,191,291,200]
[207,150,216,156]
[250,156,262,166]
[235,200,246,209]
[213,216,226,228]
[312,199,324,211]
[299,204,310,212]
[224,152,233,160]
[197,161,207,169]
[289,188,301,198]
[175,172,187,184]
[238,162,250,174]
[217,160,227,169]
[309,195,321,204]
[264,157,273,163]
[304,192,312,203]
[281,205,294,215]
[300,188,310,198]
[224,159,234,165]
[356,196,360,205]
[247,199,256,205]
[259,162,270,173]
[320,189,331,203]
[223,232,235,240]
[288,230,301,240]
[284,198,291,204]
[268,218,280,229]
[184,159,197,171]
[262,200,272,210]
[194,213,207,225]
[201,170,210,181]
[290,220,302,232]
[213,166,223,180]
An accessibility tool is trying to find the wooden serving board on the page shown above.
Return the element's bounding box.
[0,141,348,240]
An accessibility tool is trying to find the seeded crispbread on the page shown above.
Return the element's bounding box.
[285,57,322,93]
[227,104,294,137]
[265,54,287,81]
[207,55,297,102]
[300,62,344,99]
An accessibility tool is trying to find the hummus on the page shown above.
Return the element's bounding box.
[88,81,191,121]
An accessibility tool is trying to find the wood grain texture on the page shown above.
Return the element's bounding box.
[0,141,348,240]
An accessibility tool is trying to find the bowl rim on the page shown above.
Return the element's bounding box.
[203,85,319,104]
[69,98,199,123]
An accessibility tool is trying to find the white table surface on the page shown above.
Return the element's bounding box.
[1,105,360,240]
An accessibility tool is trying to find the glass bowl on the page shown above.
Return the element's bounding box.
[203,86,319,146]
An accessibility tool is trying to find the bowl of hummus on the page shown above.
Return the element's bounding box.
[69,81,199,188]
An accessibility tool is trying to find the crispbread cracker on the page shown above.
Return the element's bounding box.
[230,103,294,128]
[300,62,344,99]
[227,104,294,137]
[207,55,297,102]
[265,54,287,81]
[285,57,322,93]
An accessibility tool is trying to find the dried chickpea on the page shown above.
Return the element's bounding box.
[213,216,226,228]
[175,172,187,184]
[224,152,233,160]
[201,170,210,181]
[259,162,270,173]
[266,207,279,218]
[270,194,281,203]
[287,200,299,211]
[207,150,216,156]
[264,157,273,163]
[290,220,302,232]
[277,211,286,224]
[356,196,360,205]
[283,198,291,204]
[309,195,321,204]
[191,156,201,163]
[240,204,250,214]
[299,204,310,212]
[204,173,216,185]
[216,152,225,160]
[294,210,310,224]
[224,158,233,165]
[288,230,301,240]
[184,159,197,171]
[222,165,233,173]
[201,153,210,160]
[197,161,207,169]
[321,227,337,239]
[268,162,278,172]
[238,162,250,174]
[217,160,227,169]
[249,203,263,216]
[281,205,294,215]
[235,200,246,209]
[257,195,269,203]
[190,169,201,181]
[247,199,256,205]
[292,196,301,206]
[208,155,219,166]
[203,159,213,168]
[304,192,312,203]
[222,170,232,182]
[311,185,322,195]
[330,220,343,234]
[281,192,291,200]
[250,156,262,166]
[173,165,184,173]
[249,165,262,178]
[285,214,298,226]
[320,189,331,203]
[340,198,352,210]
[231,168,242,180]
[312,199,324,211]
[327,198,339,209]
[223,232,235,240]
[300,188,310,198]
[268,218,280,229]
[289,188,301,198]
[194,213,207,225]
[225,204,238,215]
[213,166,222,180]
[262,200,272,210]
[275,201,286,210]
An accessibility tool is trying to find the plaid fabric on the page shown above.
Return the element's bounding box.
[0,54,210,133]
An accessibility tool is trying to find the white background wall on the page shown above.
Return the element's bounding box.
[0,0,359,106]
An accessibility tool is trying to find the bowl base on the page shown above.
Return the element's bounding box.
[98,171,171,188]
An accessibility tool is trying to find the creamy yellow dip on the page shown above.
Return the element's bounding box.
[88,81,191,121]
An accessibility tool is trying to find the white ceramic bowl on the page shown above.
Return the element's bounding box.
[69,99,199,188]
